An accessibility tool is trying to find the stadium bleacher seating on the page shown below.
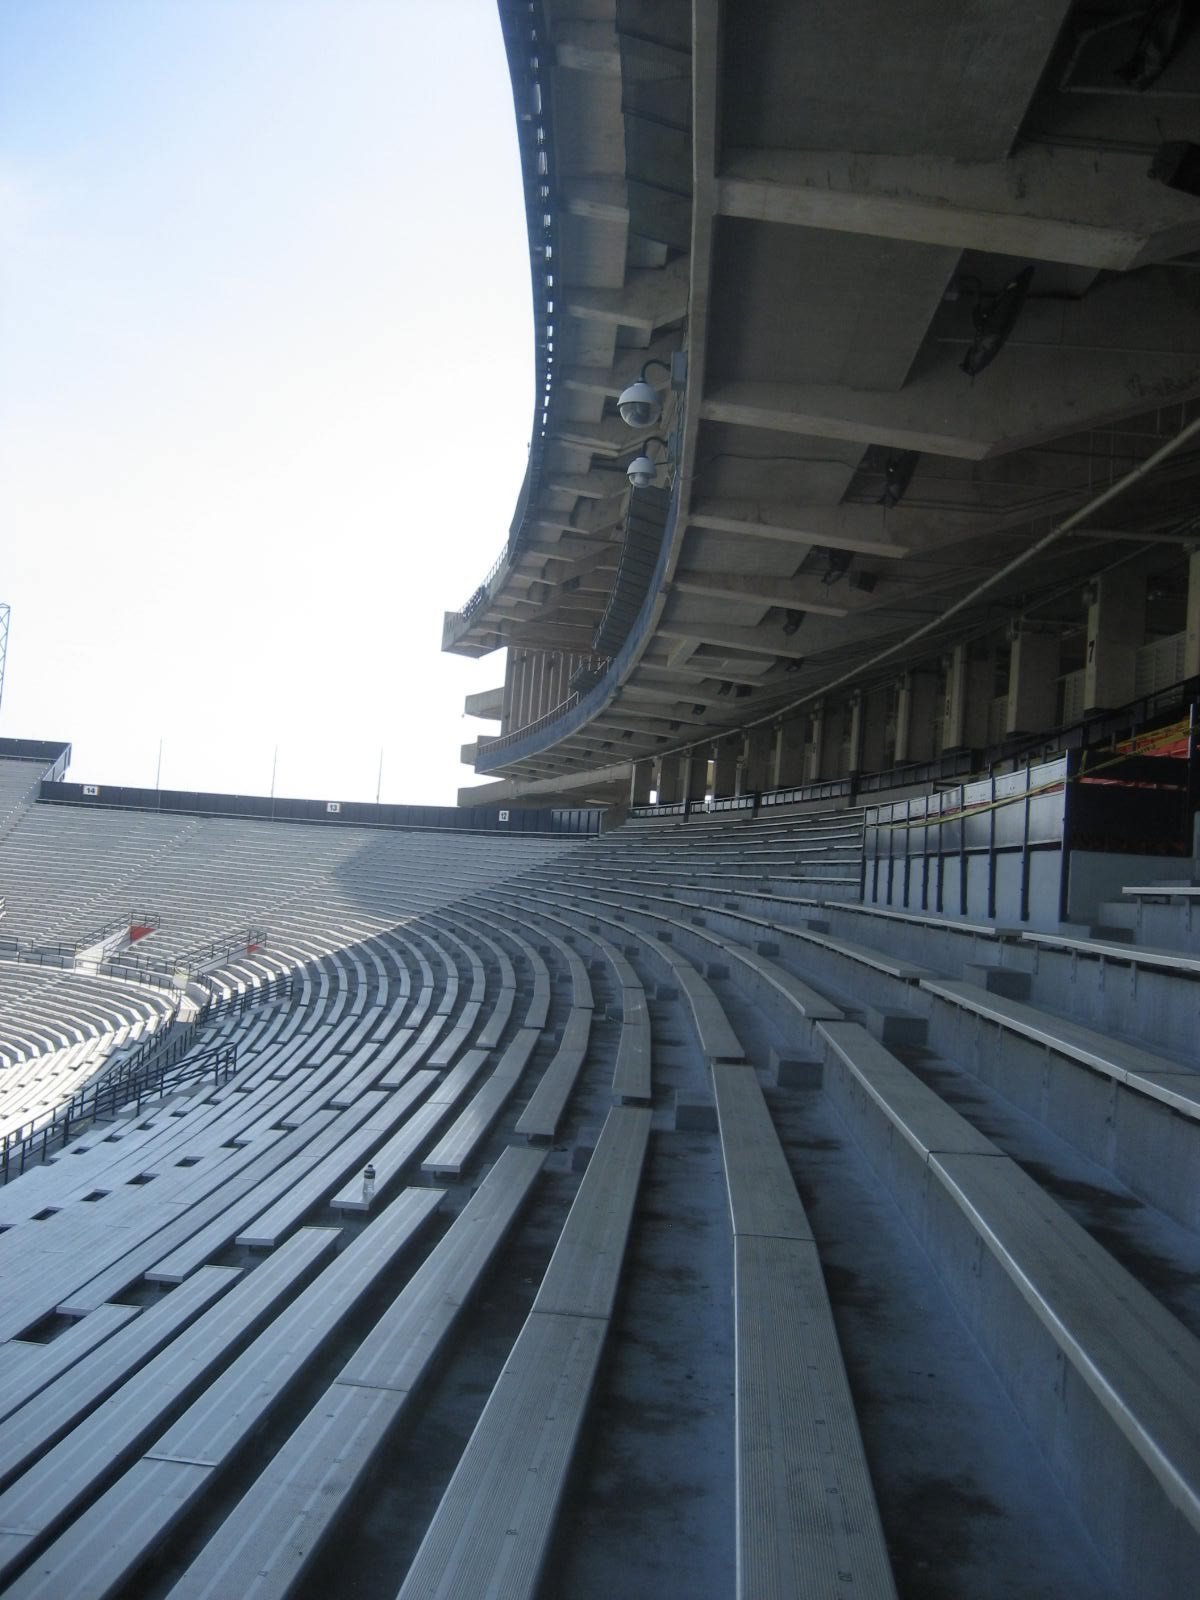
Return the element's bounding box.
[0,754,1197,1600]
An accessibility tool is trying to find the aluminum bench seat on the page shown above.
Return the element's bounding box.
[709,1061,896,1598]
[235,1074,436,1247]
[0,1267,241,1488]
[532,1104,652,1320]
[397,1311,607,1600]
[396,1107,651,1599]
[327,1053,491,1212]
[146,1094,404,1283]
[2,1188,444,1600]
[817,1012,1200,1598]
[161,1145,546,1600]
[0,1304,140,1425]
[421,1027,542,1178]
[514,1007,593,1141]
[0,1230,338,1585]
[922,978,1200,1121]
[1021,928,1200,976]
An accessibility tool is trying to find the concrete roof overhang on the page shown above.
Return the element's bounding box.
[450,0,1200,794]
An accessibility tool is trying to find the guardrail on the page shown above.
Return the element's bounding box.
[1,1040,237,1183]
[0,909,161,964]
[102,926,268,982]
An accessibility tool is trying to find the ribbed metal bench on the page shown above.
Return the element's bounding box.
[161,1144,546,1600]
[397,1106,651,1599]
[1,1188,443,1600]
[813,1015,1200,1600]
[0,1228,337,1586]
[711,1062,897,1600]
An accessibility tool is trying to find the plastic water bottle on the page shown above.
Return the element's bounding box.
[362,1163,376,1204]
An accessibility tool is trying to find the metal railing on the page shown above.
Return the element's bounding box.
[1,1040,237,1183]
[0,909,161,964]
[103,926,268,982]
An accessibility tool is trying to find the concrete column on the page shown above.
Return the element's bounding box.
[630,759,654,806]
[1186,550,1200,681]
[1006,631,1059,735]
[845,695,865,775]
[738,727,774,795]
[1084,572,1146,711]
[804,703,825,784]
[943,643,992,750]
[772,715,807,787]
[712,739,739,798]
[895,670,940,763]
[684,753,709,803]
[657,754,683,804]
[501,652,517,735]
[820,701,849,780]
[858,690,888,774]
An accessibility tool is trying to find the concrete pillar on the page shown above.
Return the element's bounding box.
[858,690,888,774]
[821,702,849,780]
[1084,572,1146,711]
[943,643,992,750]
[739,727,774,795]
[501,653,517,735]
[1186,550,1200,681]
[712,739,739,797]
[657,754,683,804]
[772,715,807,787]
[804,703,825,785]
[845,695,865,775]
[630,759,654,806]
[895,670,940,764]
[1006,631,1059,735]
[684,753,709,803]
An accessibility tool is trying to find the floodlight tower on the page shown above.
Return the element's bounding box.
[0,604,9,711]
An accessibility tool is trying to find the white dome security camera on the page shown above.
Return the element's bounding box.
[627,453,658,488]
[617,379,662,428]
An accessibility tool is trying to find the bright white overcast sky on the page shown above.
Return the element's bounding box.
[1,0,530,805]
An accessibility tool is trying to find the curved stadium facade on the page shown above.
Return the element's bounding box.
[2,4,1200,1597]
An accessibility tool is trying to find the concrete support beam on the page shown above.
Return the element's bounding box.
[717,146,1200,271]
[565,258,689,333]
[630,759,654,807]
[658,618,812,660]
[1007,631,1059,735]
[712,739,739,798]
[689,501,906,559]
[738,727,774,795]
[701,339,1200,461]
[1084,572,1146,711]
[894,669,941,764]
[669,568,854,617]
[464,685,504,722]
[942,644,992,751]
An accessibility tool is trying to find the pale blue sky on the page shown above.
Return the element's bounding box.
[1,0,531,804]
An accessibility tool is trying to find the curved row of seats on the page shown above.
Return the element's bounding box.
[0,799,1196,1599]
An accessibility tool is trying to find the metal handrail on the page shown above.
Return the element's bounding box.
[1,1040,237,1183]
